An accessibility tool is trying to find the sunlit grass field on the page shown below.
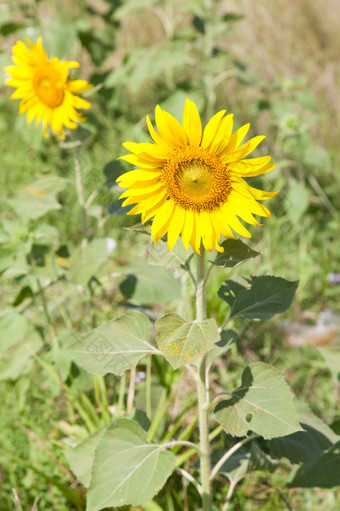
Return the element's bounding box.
[1,1,339,510]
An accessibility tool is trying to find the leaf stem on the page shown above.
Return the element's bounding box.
[176,467,203,495]
[209,433,258,482]
[163,440,203,456]
[146,355,152,418]
[196,246,212,511]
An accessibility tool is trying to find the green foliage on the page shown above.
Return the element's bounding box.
[155,313,220,369]
[65,311,158,376]
[1,0,340,509]
[211,239,260,268]
[289,441,340,489]
[86,419,176,509]
[214,362,302,439]
[218,276,299,320]
[0,311,43,380]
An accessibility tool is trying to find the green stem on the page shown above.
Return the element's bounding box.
[36,278,59,356]
[73,146,87,237]
[146,355,152,419]
[196,247,212,511]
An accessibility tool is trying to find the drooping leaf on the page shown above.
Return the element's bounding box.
[218,276,298,320]
[65,426,107,487]
[155,313,220,369]
[86,419,176,510]
[268,401,339,463]
[64,311,159,376]
[211,239,259,268]
[214,362,302,439]
[288,441,340,488]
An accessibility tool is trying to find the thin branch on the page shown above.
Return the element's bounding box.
[176,467,203,495]
[210,434,258,481]
[222,480,237,511]
[218,317,232,333]
[211,391,232,403]
[162,440,203,456]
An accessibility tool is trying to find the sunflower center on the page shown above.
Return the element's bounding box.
[33,64,65,108]
[162,146,231,212]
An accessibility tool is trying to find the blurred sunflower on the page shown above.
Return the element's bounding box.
[5,37,92,139]
[118,99,278,254]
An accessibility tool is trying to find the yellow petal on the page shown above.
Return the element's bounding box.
[196,212,213,252]
[209,114,234,155]
[181,209,194,250]
[167,207,185,251]
[201,109,226,149]
[182,98,202,146]
[151,200,175,242]
[222,135,265,163]
[155,105,188,147]
[225,123,250,152]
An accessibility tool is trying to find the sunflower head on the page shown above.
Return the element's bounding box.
[117,99,278,254]
[5,37,92,139]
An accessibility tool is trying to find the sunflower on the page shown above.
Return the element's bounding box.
[117,99,278,254]
[5,37,92,139]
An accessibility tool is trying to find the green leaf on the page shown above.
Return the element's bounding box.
[65,426,107,487]
[0,312,43,380]
[248,442,277,472]
[122,262,182,304]
[68,238,111,286]
[288,440,340,488]
[211,239,259,268]
[86,419,176,510]
[64,311,159,376]
[214,362,302,439]
[7,174,66,220]
[269,401,339,463]
[218,276,298,320]
[155,313,220,369]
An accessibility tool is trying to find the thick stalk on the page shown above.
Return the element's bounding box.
[196,247,212,510]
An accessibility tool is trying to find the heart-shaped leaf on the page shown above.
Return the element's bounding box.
[218,276,298,320]
[214,362,302,439]
[64,311,159,376]
[86,419,176,510]
[155,313,220,369]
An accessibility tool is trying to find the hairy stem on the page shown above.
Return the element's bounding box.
[196,247,212,511]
